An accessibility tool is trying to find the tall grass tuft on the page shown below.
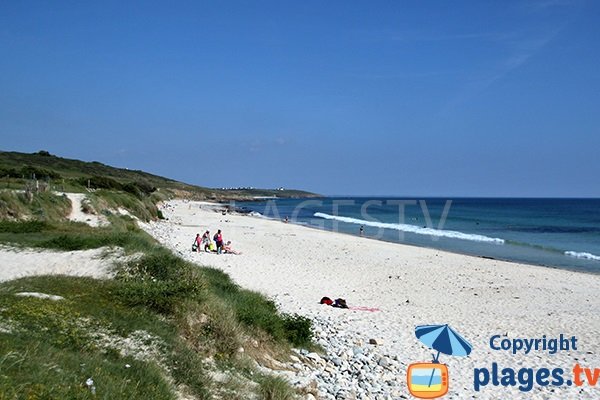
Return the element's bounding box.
[89,190,161,221]
[0,191,70,220]
[258,375,297,400]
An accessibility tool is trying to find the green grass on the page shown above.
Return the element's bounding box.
[0,191,71,220]
[114,250,207,314]
[0,276,206,399]
[257,375,297,400]
[201,268,313,348]
[0,217,157,253]
[0,219,312,398]
[87,190,162,221]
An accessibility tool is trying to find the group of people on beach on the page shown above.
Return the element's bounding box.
[193,229,240,255]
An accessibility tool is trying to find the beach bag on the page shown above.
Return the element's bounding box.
[332,298,348,309]
[320,296,333,305]
[192,243,198,252]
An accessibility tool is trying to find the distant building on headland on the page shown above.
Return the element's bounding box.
[220,186,286,191]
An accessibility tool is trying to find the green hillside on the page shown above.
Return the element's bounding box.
[0,150,319,200]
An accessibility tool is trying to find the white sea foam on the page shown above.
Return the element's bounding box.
[313,212,505,244]
[564,251,600,261]
[248,211,265,218]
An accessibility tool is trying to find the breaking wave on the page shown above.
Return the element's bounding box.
[564,251,600,261]
[313,212,505,244]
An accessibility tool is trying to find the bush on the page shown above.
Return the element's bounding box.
[282,314,313,347]
[117,279,205,314]
[21,165,61,179]
[115,252,207,314]
[0,220,49,233]
[79,175,122,190]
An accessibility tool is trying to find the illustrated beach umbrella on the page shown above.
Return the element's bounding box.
[415,324,473,387]
[415,324,472,361]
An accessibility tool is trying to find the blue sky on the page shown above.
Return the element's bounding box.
[1,1,599,196]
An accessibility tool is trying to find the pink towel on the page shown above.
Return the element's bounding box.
[349,306,381,312]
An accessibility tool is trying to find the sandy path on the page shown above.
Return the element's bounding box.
[63,192,106,227]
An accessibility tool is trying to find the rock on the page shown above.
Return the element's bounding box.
[306,352,321,362]
[331,357,342,366]
[369,338,383,345]
[15,292,64,301]
[378,358,390,368]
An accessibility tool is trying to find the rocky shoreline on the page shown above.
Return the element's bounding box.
[278,316,408,400]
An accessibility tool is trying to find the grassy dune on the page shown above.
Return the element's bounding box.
[0,192,312,399]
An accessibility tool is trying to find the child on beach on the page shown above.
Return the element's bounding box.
[201,230,211,252]
[192,233,202,252]
[222,241,241,255]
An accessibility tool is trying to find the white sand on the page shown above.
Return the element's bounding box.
[144,200,600,399]
[0,246,116,282]
[63,192,107,227]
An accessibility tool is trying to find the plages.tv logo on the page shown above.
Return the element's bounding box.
[407,324,473,399]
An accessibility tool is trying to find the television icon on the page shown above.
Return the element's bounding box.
[407,362,449,399]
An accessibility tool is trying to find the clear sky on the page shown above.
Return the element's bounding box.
[1,1,599,196]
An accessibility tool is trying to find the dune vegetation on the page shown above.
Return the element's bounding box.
[0,158,314,399]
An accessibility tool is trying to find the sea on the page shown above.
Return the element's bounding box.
[236,197,600,274]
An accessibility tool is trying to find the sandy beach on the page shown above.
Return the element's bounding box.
[142,200,600,399]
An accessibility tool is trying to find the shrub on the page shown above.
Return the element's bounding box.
[115,252,207,314]
[78,175,122,190]
[0,220,49,233]
[117,279,205,314]
[282,314,313,348]
[20,165,61,179]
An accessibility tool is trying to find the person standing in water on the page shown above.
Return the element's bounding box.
[359,226,364,236]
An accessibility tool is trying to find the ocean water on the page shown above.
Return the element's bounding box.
[237,198,600,274]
